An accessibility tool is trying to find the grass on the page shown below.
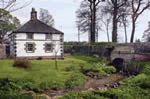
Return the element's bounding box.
[0,59,86,85]
[0,54,116,98]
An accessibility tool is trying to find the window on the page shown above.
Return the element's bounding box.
[46,34,52,40]
[27,44,34,52]
[24,42,36,53]
[27,33,33,39]
[44,43,53,52]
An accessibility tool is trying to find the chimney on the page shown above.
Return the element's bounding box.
[31,8,37,20]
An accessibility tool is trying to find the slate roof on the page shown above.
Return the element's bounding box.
[12,19,63,34]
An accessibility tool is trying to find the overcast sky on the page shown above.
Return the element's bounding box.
[11,0,150,43]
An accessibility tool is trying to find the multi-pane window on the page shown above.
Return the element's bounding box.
[46,34,52,40]
[27,33,33,39]
[24,42,36,53]
[27,44,34,52]
[44,43,53,52]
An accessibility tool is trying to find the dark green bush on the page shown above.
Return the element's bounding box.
[13,59,32,69]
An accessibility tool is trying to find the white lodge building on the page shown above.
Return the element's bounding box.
[9,8,64,59]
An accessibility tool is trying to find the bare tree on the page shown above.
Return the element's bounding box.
[0,0,31,12]
[102,0,128,42]
[130,0,150,43]
[76,0,104,43]
[39,8,55,27]
[53,42,60,69]
[118,7,130,43]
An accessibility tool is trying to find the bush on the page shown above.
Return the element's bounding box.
[80,63,116,77]
[13,59,32,69]
[65,73,87,88]
[65,64,79,72]
[59,91,109,99]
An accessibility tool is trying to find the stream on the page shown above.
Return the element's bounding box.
[41,74,126,99]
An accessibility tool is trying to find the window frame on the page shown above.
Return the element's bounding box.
[44,43,54,53]
[24,42,36,53]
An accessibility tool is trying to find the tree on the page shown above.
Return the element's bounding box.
[118,6,130,43]
[102,0,128,42]
[0,0,31,43]
[76,0,104,43]
[129,0,150,43]
[0,0,31,12]
[143,21,150,42]
[39,8,55,27]
[88,0,105,43]
[0,8,20,43]
[76,1,91,42]
[53,41,60,70]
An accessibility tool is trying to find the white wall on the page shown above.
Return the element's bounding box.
[53,34,60,40]
[16,33,27,40]
[16,33,61,41]
[34,33,45,40]
[15,33,62,57]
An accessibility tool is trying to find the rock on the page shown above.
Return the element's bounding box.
[37,94,51,99]
[97,87,108,90]
[118,81,126,85]
[88,88,94,91]
[104,84,110,87]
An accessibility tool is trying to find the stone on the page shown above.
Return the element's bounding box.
[88,88,94,91]
[118,81,126,85]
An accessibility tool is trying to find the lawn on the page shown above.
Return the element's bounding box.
[0,57,86,84]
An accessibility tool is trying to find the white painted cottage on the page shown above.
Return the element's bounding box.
[9,8,64,59]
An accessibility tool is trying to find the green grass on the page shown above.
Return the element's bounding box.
[0,54,116,98]
[0,59,86,85]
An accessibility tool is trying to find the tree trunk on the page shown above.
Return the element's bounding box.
[123,22,127,43]
[90,1,96,43]
[112,4,118,42]
[106,21,110,42]
[130,16,136,43]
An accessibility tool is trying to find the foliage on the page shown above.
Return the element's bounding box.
[80,62,116,77]
[0,8,20,42]
[65,64,79,72]
[13,59,32,69]
[59,91,109,99]
[65,72,87,88]
[59,61,150,99]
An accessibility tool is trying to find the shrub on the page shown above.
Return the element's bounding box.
[65,65,79,72]
[65,73,87,88]
[13,59,32,69]
[37,57,43,60]
[59,91,109,99]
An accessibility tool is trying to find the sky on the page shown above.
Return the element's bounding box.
[10,0,150,43]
